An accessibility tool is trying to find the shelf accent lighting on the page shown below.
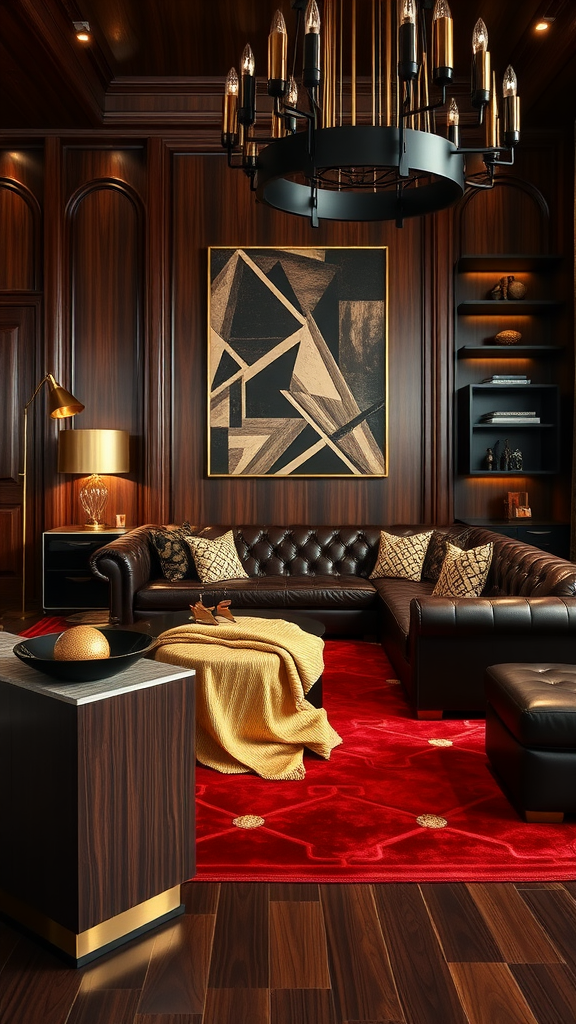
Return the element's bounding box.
[221,0,521,226]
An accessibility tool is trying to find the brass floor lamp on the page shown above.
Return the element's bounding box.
[20,374,84,618]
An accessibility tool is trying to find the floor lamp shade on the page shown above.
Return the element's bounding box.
[58,429,130,530]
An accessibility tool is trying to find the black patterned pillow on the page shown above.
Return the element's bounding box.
[421,527,473,583]
[150,522,196,581]
[186,530,249,584]
[369,530,433,582]
[432,542,493,598]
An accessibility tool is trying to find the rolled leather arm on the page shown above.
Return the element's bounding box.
[90,525,154,625]
[411,595,576,638]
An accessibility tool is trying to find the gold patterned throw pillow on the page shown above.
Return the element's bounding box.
[369,530,433,582]
[186,530,249,584]
[150,522,195,581]
[432,542,493,598]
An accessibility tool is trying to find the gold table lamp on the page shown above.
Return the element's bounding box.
[20,374,84,618]
[58,429,130,530]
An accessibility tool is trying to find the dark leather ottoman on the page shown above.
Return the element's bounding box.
[485,663,576,822]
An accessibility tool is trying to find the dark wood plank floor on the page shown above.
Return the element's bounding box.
[2,880,576,1024]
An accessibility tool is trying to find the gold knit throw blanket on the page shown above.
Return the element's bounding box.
[153,616,342,780]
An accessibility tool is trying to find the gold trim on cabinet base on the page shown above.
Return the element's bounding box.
[0,885,183,966]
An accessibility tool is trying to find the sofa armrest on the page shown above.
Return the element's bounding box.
[410,596,576,637]
[90,526,154,625]
[405,595,576,715]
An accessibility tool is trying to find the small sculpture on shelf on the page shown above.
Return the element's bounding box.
[500,439,512,472]
[505,491,531,519]
[510,448,523,471]
[508,277,527,299]
[494,329,522,346]
[484,447,494,471]
[488,275,527,300]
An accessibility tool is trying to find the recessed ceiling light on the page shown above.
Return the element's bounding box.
[535,17,555,32]
[73,20,91,43]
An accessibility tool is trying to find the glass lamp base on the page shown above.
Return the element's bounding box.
[79,474,109,531]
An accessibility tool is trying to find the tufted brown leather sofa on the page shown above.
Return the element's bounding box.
[90,524,576,719]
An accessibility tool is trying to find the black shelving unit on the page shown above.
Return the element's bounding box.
[457,384,559,476]
[455,254,564,480]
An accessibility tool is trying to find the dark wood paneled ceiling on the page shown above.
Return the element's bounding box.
[0,0,574,131]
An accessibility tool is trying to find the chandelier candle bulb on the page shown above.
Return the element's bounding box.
[222,67,239,147]
[471,17,490,113]
[432,0,453,86]
[303,0,321,90]
[239,43,256,126]
[285,76,298,133]
[268,9,288,96]
[447,97,459,146]
[398,0,418,82]
[502,65,520,148]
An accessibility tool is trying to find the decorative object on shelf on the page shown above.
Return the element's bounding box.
[58,429,130,530]
[18,373,84,619]
[493,439,501,467]
[508,277,527,299]
[489,275,527,300]
[495,329,522,345]
[505,491,530,519]
[115,514,126,528]
[510,448,523,471]
[500,439,512,471]
[221,2,521,226]
[481,374,531,384]
[484,447,495,470]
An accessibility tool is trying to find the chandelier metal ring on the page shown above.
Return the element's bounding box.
[255,125,465,221]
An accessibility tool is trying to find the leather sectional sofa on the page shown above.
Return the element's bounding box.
[90,524,576,719]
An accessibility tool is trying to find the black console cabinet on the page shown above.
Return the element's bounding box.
[43,527,126,612]
[456,519,570,560]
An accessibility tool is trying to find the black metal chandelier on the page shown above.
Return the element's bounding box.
[221,0,521,226]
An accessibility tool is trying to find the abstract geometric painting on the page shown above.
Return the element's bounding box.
[208,247,388,477]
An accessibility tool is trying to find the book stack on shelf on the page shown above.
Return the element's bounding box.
[480,410,540,425]
[481,374,531,385]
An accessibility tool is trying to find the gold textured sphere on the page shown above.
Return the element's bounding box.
[53,626,111,661]
[495,329,522,346]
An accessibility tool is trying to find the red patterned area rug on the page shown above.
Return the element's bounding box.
[195,640,576,883]
[18,618,68,634]
[19,617,69,637]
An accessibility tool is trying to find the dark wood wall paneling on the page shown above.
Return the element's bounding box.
[60,147,146,532]
[171,152,427,527]
[0,128,572,609]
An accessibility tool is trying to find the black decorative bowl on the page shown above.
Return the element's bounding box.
[13,629,157,683]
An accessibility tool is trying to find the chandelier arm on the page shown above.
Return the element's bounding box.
[402,85,446,119]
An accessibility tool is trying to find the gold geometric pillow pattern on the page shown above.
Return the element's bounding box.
[369,530,433,582]
[186,530,249,584]
[150,522,195,581]
[432,542,493,598]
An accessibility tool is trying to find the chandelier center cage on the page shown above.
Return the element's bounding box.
[221,0,521,226]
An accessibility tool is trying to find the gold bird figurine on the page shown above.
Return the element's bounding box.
[216,599,235,622]
[190,600,219,625]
